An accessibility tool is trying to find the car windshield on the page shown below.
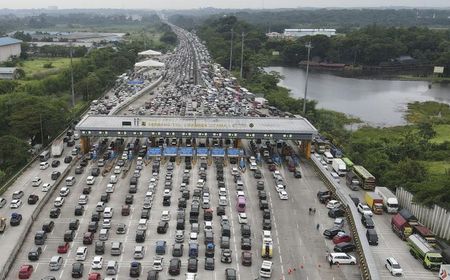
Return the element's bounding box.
[392,263,401,269]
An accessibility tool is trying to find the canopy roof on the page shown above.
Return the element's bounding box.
[138,49,162,56]
[134,59,165,68]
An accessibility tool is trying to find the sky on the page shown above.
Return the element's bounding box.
[1,0,449,10]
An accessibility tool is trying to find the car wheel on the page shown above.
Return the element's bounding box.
[350,261,355,265]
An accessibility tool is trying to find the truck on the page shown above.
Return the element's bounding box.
[353,165,376,191]
[413,224,436,244]
[374,186,399,214]
[364,192,384,214]
[332,159,347,176]
[51,139,64,157]
[407,234,442,270]
[440,264,450,280]
[330,146,343,158]
[0,217,6,233]
[399,208,419,226]
[345,171,360,191]
[391,213,413,240]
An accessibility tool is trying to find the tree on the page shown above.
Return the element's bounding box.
[0,135,29,172]
[0,81,18,95]
[417,122,436,140]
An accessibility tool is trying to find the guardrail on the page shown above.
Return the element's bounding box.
[310,156,379,280]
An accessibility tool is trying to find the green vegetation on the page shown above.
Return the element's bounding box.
[431,124,450,144]
[18,58,79,79]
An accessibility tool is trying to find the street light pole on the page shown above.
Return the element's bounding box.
[229,28,234,71]
[70,40,75,107]
[240,32,245,79]
[303,41,312,115]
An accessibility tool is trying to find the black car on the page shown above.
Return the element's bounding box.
[205,257,215,270]
[262,219,272,230]
[147,270,159,280]
[333,242,356,253]
[328,208,346,218]
[323,227,345,239]
[64,156,73,163]
[361,215,375,229]
[100,193,110,203]
[125,194,134,205]
[28,247,42,261]
[294,169,302,178]
[317,190,331,199]
[75,166,84,174]
[178,198,187,208]
[95,241,105,254]
[10,213,22,226]
[91,212,100,222]
[42,221,55,232]
[64,229,76,242]
[79,159,88,167]
[163,197,171,206]
[51,160,60,167]
[141,209,150,219]
[91,168,100,177]
[74,205,84,216]
[71,262,83,278]
[157,221,169,234]
[168,258,181,276]
[187,257,198,272]
[129,261,141,277]
[258,191,267,200]
[241,224,251,238]
[262,209,271,219]
[254,170,262,179]
[136,229,146,243]
[49,208,61,218]
[69,219,80,230]
[88,221,98,232]
[241,237,251,250]
[217,206,225,216]
[51,171,61,180]
[28,194,39,205]
[259,199,269,210]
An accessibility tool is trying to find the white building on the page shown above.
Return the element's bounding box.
[283,29,336,38]
[0,37,22,62]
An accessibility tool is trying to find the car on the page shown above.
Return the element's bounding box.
[225,268,237,280]
[157,221,169,233]
[116,223,127,234]
[78,195,88,205]
[59,187,70,197]
[333,232,352,244]
[42,221,54,232]
[168,258,181,276]
[238,213,248,224]
[86,176,95,185]
[10,199,22,208]
[74,205,84,216]
[361,215,375,229]
[57,242,70,253]
[241,237,252,250]
[54,197,65,207]
[91,168,101,177]
[385,257,403,276]
[106,184,115,193]
[294,169,302,178]
[40,162,49,170]
[172,243,184,257]
[64,156,73,163]
[187,257,198,272]
[217,206,225,216]
[12,190,24,199]
[129,261,141,277]
[275,184,285,193]
[28,247,42,261]
[218,196,227,206]
[323,227,345,239]
[357,203,373,216]
[152,256,163,271]
[125,194,134,204]
[69,219,80,230]
[10,213,22,226]
[102,219,111,229]
[328,252,357,265]
[50,207,61,218]
[75,166,84,174]
[326,200,341,209]
[18,264,33,279]
[31,177,42,187]
[221,249,232,263]
[51,160,60,167]
[328,208,346,218]
[91,256,103,269]
[278,190,288,200]
[241,251,252,266]
[333,242,356,253]
[88,272,101,280]
[42,183,52,192]
[27,194,39,204]
[72,262,84,278]
[51,171,61,180]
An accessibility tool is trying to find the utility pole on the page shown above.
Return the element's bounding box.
[39,114,44,146]
[303,41,313,115]
[240,32,245,79]
[229,28,234,71]
[70,40,75,107]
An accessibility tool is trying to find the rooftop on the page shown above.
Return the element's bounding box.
[0,37,22,47]
[0,67,17,74]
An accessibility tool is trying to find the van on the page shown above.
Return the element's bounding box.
[99,229,109,241]
[106,260,118,275]
[366,229,379,245]
[75,246,88,261]
[111,242,122,256]
[65,176,76,186]
[34,231,47,245]
[189,242,199,257]
[49,256,63,271]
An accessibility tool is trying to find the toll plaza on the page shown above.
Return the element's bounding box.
[75,115,318,158]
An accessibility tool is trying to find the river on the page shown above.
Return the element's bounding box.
[265,66,450,127]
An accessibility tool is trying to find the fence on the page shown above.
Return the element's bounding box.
[396,187,450,241]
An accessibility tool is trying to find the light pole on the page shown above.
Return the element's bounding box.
[229,28,234,71]
[240,32,245,79]
[303,41,312,115]
[70,40,75,107]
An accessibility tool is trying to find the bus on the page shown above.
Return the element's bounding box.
[39,150,50,162]
[342,157,354,171]
[236,196,246,213]
[353,165,376,191]
[323,151,334,164]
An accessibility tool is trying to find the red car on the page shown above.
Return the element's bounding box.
[18,264,33,279]
[268,164,277,171]
[88,272,101,280]
[333,233,352,244]
[57,242,70,253]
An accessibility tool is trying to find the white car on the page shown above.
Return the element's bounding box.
[163,189,172,197]
[204,221,213,232]
[326,200,341,209]
[320,160,328,169]
[231,167,239,176]
[106,184,115,193]
[54,197,65,207]
[91,256,103,269]
[42,183,52,192]
[238,213,248,224]
[219,188,227,197]
[31,177,42,187]
[109,175,118,184]
[86,176,95,185]
[152,257,163,271]
[385,257,403,276]
[10,199,22,209]
[275,184,285,193]
[278,190,289,200]
[103,207,113,218]
[78,194,88,205]
[260,260,273,278]
[59,187,70,197]
[190,232,198,241]
[236,191,245,198]
[102,219,111,229]
[114,166,121,174]
[218,196,227,206]
[39,162,49,170]
[160,210,171,221]
[357,203,373,216]
[272,170,281,178]
[328,253,357,265]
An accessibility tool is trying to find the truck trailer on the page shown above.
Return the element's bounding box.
[374,186,399,213]
[407,234,442,270]
[391,213,413,240]
[399,209,419,226]
[364,192,384,214]
[413,224,436,244]
[51,139,64,157]
[332,158,347,176]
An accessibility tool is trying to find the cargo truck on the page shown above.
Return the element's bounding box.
[345,171,360,191]
[365,192,384,214]
[51,139,64,157]
[391,213,413,240]
[407,234,442,270]
[332,159,347,176]
[374,186,399,213]
[413,224,436,244]
[353,165,376,191]
[399,209,419,226]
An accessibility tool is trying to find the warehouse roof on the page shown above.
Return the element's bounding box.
[0,37,22,47]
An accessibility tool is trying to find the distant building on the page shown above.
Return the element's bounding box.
[283,29,336,38]
[0,37,22,62]
[0,67,20,80]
